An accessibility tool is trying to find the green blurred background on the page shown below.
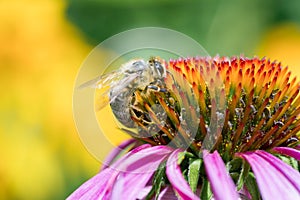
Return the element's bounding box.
[1,0,300,199]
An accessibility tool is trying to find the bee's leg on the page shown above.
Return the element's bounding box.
[147,85,167,93]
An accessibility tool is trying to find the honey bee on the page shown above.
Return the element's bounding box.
[79,57,167,128]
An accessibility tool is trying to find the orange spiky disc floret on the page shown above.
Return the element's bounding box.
[130,56,300,158]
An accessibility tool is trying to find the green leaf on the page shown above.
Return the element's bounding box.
[289,157,299,170]
[277,154,299,170]
[226,157,243,172]
[230,172,239,182]
[237,160,250,190]
[188,159,202,193]
[277,154,290,165]
[245,172,261,200]
[146,161,167,200]
[226,158,250,190]
[177,151,195,165]
[200,178,213,200]
[177,152,186,165]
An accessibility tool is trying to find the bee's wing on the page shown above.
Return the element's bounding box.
[79,70,125,110]
[79,70,141,111]
[78,70,120,90]
[78,58,145,90]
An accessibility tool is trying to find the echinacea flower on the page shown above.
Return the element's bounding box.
[69,56,300,200]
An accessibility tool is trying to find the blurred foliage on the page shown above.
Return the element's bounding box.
[66,0,300,56]
[258,23,300,76]
[1,0,300,199]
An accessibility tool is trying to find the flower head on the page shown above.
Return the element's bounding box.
[69,56,300,200]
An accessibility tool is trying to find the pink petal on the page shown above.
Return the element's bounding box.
[256,150,300,193]
[272,146,300,161]
[238,186,252,200]
[203,150,239,200]
[238,151,300,200]
[107,143,152,172]
[67,168,118,200]
[111,173,152,199]
[157,186,178,200]
[111,145,173,199]
[125,145,173,172]
[135,186,178,200]
[136,186,152,200]
[166,149,200,200]
[67,144,151,199]
[100,139,136,171]
[110,172,125,200]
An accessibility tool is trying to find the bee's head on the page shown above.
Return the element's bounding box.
[148,57,166,79]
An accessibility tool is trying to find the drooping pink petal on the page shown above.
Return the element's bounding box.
[100,139,136,171]
[166,149,200,200]
[110,171,125,200]
[203,150,239,200]
[135,186,178,200]
[135,186,152,200]
[111,145,173,199]
[238,151,300,200]
[111,173,151,200]
[255,150,300,192]
[67,144,151,200]
[157,186,178,200]
[67,167,118,200]
[124,145,173,172]
[238,186,252,200]
[272,146,300,161]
